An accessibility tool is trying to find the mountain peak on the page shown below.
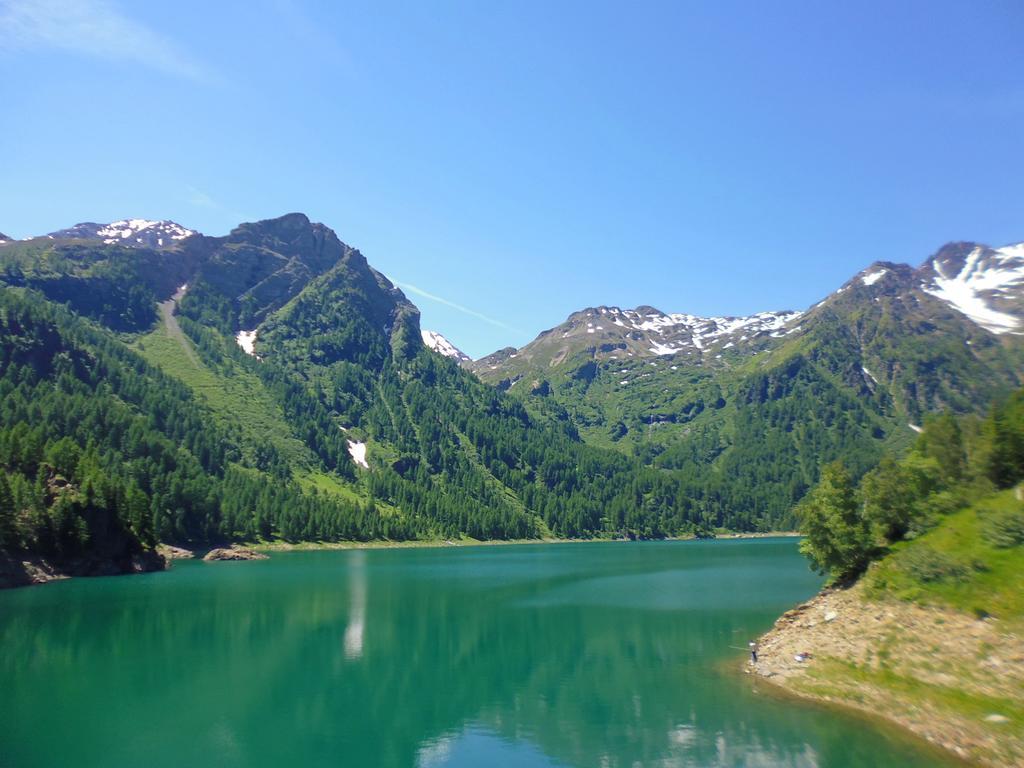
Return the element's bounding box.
[228,212,311,237]
[920,241,1024,335]
[472,303,804,380]
[48,219,196,248]
[421,330,471,362]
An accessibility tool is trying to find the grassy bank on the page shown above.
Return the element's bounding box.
[752,489,1024,767]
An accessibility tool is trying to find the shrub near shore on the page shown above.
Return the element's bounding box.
[753,386,1024,766]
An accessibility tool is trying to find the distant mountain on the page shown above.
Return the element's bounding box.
[469,306,803,384]
[0,232,11,244]
[475,241,1024,384]
[470,239,1024,523]
[47,219,196,249]
[421,330,471,362]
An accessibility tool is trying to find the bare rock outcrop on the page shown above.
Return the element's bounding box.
[157,544,195,560]
[203,547,269,561]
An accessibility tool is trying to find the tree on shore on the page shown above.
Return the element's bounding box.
[796,386,1024,582]
[797,461,873,582]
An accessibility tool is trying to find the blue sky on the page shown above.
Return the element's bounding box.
[1,0,1022,358]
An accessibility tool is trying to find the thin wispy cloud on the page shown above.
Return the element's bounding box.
[186,185,217,209]
[397,281,521,333]
[0,0,213,81]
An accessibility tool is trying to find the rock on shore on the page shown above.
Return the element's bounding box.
[0,549,167,589]
[157,544,195,560]
[203,547,269,561]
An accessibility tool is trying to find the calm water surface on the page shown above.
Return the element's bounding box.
[0,539,959,767]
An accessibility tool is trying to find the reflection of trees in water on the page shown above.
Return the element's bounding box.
[344,551,367,660]
[0,549,941,768]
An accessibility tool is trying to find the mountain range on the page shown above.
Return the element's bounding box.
[0,213,1021,576]
[468,241,1024,487]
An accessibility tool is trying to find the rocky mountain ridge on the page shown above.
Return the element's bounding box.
[47,219,196,249]
[472,240,1024,385]
[471,306,804,381]
[3,213,1021,552]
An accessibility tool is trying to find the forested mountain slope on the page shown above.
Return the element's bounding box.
[0,214,1020,583]
[471,242,1024,522]
[0,214,710,582]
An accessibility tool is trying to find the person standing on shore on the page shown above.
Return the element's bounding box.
[749,641,758,663]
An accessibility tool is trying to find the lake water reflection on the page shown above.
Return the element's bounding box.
[0,540,960,767]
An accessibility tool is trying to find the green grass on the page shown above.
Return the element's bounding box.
[782,494,1024,767]
[800,657,1024,730]
[134,316,313,470]
[297,469,362,501]
[865,489,1024,622]
[296,469,385,511]
[136,321,377,513]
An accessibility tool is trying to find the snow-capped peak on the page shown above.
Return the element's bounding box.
[47,219,196,248]
[923,242,1024,335]
[96,219,194,244]
[568,306,803,356]
[422,330,471,362]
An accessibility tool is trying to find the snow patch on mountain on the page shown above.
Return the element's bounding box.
[96,219,194,244]
[236,330,258,356]
[347,440,369,468]
[862,268,888,286]
[421,330,470,362]
[607,307,803,350]
[649,341,684,356]
[48,219,195,248]
[923,244,1024,334]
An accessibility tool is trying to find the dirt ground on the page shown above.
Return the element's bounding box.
[749,584,1024,766]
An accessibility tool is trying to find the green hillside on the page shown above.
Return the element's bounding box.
[472,253,1024,526]
[1,215,1022,582]
[0,215,727,581]
[754,386,1024,767]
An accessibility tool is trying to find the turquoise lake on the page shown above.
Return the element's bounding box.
[0,539,960,767]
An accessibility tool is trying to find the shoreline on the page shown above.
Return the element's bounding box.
[0,550,166,589]
[245,530,801,554]
[1,531,802,589]
[747,584,1023,767]
[741,663,976,767]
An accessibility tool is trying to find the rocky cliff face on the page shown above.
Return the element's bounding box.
[184,212,356,324]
